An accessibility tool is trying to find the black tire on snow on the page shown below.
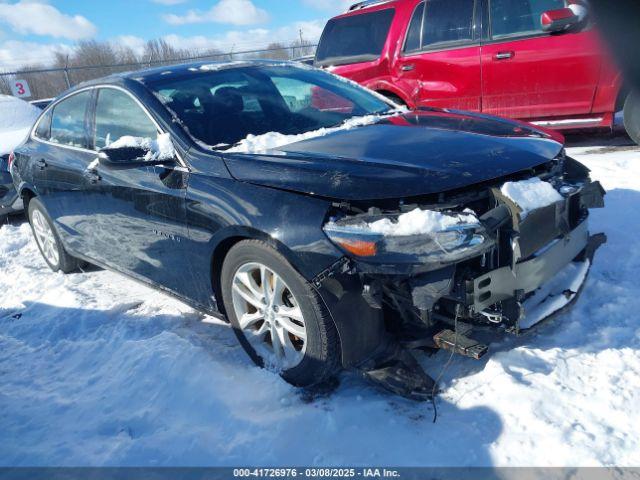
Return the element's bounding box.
[380,92,407,108]
[28,197,82,273]
[220,239,340,387]
[623,91,640,145]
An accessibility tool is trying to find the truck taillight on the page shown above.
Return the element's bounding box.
[8,152,15,168]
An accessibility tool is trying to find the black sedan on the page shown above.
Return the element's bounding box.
[10,61,605,399]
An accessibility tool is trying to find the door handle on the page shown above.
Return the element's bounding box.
[494,51,514,60]
[85,169,102,184]
[36,159,47,170]
[401,64,415,72]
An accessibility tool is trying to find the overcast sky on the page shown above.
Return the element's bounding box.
[0,0,353,70]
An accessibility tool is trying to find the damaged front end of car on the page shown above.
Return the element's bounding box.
[314,153,606,400]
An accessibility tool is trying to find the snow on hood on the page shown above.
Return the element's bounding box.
[500,177,563,218]
[228,111,404,154]
[108,133,176,161]
[0,94,41,156]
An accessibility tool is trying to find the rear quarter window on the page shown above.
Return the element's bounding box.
[34,109,52,141]
[50,91,91,149]
[316,8,396,66]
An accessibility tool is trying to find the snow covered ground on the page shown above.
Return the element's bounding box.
[1,135,639,467]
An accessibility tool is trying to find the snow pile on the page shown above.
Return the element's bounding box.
[500,177,563,217]
[0,95,41,156]
[0,140,639,467]
[327,208,479,237]
[228,113,400,154]
[108,133,176,161]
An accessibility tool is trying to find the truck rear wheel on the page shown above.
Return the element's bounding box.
[623,91,640,145]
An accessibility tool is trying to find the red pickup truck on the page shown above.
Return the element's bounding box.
[315,0,639,143]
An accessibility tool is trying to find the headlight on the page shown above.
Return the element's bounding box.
[323,208,492,267]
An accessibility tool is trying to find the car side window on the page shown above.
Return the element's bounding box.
[94,88,158,150]
[422,0,475,48]
[34,109,53,140]
[404,2,425,52]
[490,0,566,39]
[50,91,91,148]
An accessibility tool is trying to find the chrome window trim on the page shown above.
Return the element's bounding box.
[31,87,95,154]
[30,84,188,169]
[401,1,425,54]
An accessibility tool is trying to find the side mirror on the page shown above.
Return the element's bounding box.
[541,8,581,33]
[99,145,150,166]
[98,135,176,168]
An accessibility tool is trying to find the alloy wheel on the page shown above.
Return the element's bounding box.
[31,209,59,267]
[231,262,307,370]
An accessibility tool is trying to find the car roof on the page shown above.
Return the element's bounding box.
[76,59,305,89]
[332,0,401,19]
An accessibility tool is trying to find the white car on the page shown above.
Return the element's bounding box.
[0,95,40,219]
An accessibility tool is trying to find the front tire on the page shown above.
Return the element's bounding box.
[624,91,640,145]
[28,197,82,273]
[221,240,340,387]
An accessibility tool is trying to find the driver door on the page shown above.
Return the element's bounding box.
[84,87,191,295]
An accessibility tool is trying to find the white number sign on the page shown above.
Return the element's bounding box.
[11,79,32,98]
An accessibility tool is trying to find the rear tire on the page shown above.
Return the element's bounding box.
[379,92,407,108]
[623,91,640,145]
[220,240,340,387]
[28,197,82,273]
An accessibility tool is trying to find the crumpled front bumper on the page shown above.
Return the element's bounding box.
[468,220,606,333]
[472,219,589,311]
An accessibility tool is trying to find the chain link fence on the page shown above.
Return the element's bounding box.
[0,43,317,101]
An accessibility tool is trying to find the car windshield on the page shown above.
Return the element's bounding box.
[146,64,393,149]
[315,9,395,67]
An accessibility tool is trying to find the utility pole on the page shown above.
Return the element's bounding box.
[298,29,305,57]
[63,55,71,89]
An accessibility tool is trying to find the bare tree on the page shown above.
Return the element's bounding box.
[143,39,191,67]
[0,36,317,100]
[290,38,316,59]
[256,43,291,60]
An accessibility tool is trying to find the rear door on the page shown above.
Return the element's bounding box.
[30,89,97,254]
[393,0,482,111]
[481,0,601,120]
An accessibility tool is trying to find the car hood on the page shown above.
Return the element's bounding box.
[223,110,564,201]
